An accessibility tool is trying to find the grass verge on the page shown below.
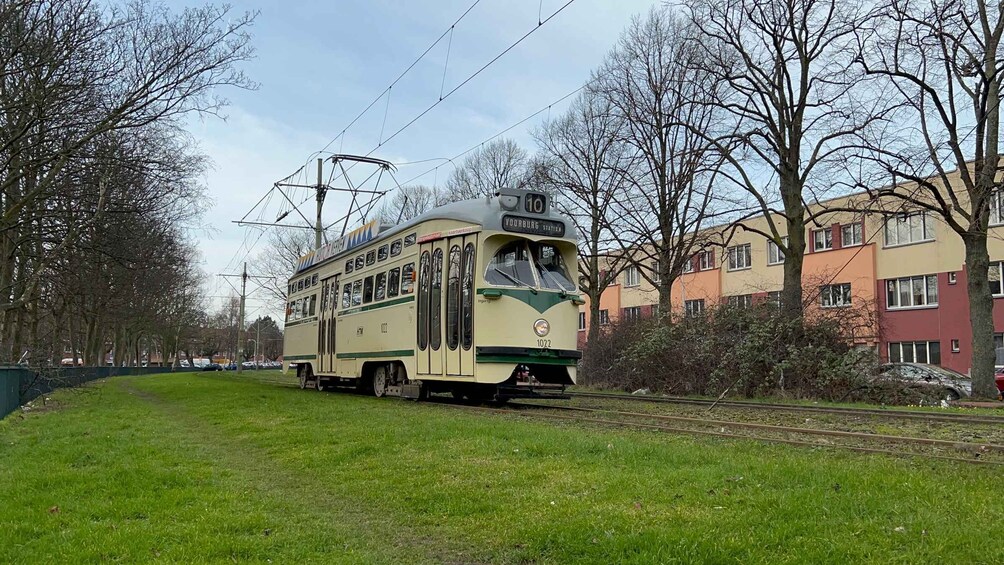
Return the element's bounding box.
[1,372,1001,564]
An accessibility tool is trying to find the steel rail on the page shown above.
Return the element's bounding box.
[566,391,1004,425]
[445,403,1003,467]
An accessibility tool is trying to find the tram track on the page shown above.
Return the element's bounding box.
[440,401,1004,466]
[566,391,1004,425]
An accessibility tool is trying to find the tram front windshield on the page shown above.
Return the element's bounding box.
[485,240,575,291]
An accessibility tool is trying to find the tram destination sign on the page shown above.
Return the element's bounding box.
[501,214,565,237]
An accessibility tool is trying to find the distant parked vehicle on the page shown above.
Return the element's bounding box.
[994,367,1004,401]
[222,363,237,370]
[877,363,972,400]
[202,363,223,371]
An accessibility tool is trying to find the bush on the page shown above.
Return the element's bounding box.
[581,303,881,401]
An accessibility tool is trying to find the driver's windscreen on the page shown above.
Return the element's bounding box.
[485,241,536,287]
[534,243,575,291]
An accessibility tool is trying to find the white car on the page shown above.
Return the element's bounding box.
[877,363,972,400]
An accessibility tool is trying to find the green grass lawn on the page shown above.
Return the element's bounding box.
[1,373,1000,564]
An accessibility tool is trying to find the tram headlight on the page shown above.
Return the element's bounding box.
[533,318,550,337]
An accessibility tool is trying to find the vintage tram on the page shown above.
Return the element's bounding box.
[282,188,581,401]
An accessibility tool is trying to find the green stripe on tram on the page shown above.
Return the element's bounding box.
[284,354,317,361]
[475,354,578,366]
[475,288,576,314]
[336,349,414,360]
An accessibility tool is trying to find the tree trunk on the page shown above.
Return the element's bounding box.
[588,298,601,345]
[963,233,997,398]
[781,191,806,318]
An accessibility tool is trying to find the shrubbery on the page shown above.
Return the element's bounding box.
[581,304,881,401]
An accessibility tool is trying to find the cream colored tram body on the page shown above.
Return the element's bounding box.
[282,189,581,400]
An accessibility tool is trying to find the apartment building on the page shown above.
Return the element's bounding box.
[578,169,1004,375]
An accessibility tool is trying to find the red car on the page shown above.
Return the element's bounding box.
[996,368,1004,401]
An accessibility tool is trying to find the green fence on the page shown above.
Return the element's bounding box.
[0,366,175,420]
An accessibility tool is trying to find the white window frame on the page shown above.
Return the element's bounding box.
[990,262,1004,296]
[578,312,586,330]
[992,190,1004,226]
[884,212,935,247]
[653,261,662,281]
[624,306,642,321]
[886,274,939,309]
[887,341,941,365]
[698,250,714,270]
[820,283,851,308]
[727,244,751,271]
[684,299,705,318]
[841,222,863,247]
[599,309,609,325]
[727,294,753,309]
[767,290,783,309]
[767,236,787,265]
[813,228,833,251]
[624,266,640,287]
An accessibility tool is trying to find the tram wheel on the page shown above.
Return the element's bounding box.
[315,375,324,392]
[298,366,308,390]
[372,365,388,398]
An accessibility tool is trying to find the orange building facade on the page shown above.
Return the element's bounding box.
[578,172,1004,376]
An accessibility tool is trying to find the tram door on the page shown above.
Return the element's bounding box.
[444,235,476,376]
[318,275,339,373]
[416,240,446,376]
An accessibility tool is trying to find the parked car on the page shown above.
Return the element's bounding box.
[202,363,223,371]
[994,367,1004,401]
[223,363,237,371]
[877,363,972,400]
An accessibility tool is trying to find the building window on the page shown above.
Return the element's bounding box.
[767,290,783,309]
[886,275,938,308]
[990,262,1004,295]
[652,261,661,281]
[624,306,642,321]
[727,294,753,309]
[992,190,1004,225]
[813,228,833,251]
[884,212,935,247]
[599,309,609,325]
[652,303,660,319]
[698,250,714,270]
[951,339,960,353]
[624,266,640,287]
[684,299,705,318]
[683,258,693,273]
[841,223,863,246]
[948,272,957,285]
[727,244,751,271]
[578,312,586,330]
[768,236,787,265]
[820,283,851,308]
[888,341,941,365]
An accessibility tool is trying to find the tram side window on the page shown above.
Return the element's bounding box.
[375,272,387,301]
[298,279,304,292]
[311,274,318,286]
[404,233,417,247]
[345,260,354,274]
[462,243,475,350]
[309,294,317,316]
[387,267,401,298]
[299,298,308,319]
[430,248,444,351]
[378,245,388,262]
[363,276,374,303]
[355,256,364,270]
[418,252,430,351]
[366,251,376,266]
[293,299,302,320]
[390,240,402,256]
[286,302,293,322]
[342,284,351,309]
[401,262,415,294]
[330,283,338,312]
[446,246,461,350]
[320,283,328,312]
[351,281,362,307]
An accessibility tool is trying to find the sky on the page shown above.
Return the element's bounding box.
[166,0,658,322]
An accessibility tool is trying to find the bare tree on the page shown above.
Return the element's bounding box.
[534,92,633,340]
[854,0,1003,397]
[442,138,531,201]
[254,228,317,313]
[684,0,877,317]
[592,7,727,319]
[376,184,444,224]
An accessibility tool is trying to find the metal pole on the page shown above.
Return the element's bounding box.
[256,321,260,364]
[237,262,246,374]
[315,158,324,249]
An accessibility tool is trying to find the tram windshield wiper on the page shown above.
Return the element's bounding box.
[493,267,537,294]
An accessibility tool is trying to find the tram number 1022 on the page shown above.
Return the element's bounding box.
[524,192,547,214]
[537,338,551,348]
